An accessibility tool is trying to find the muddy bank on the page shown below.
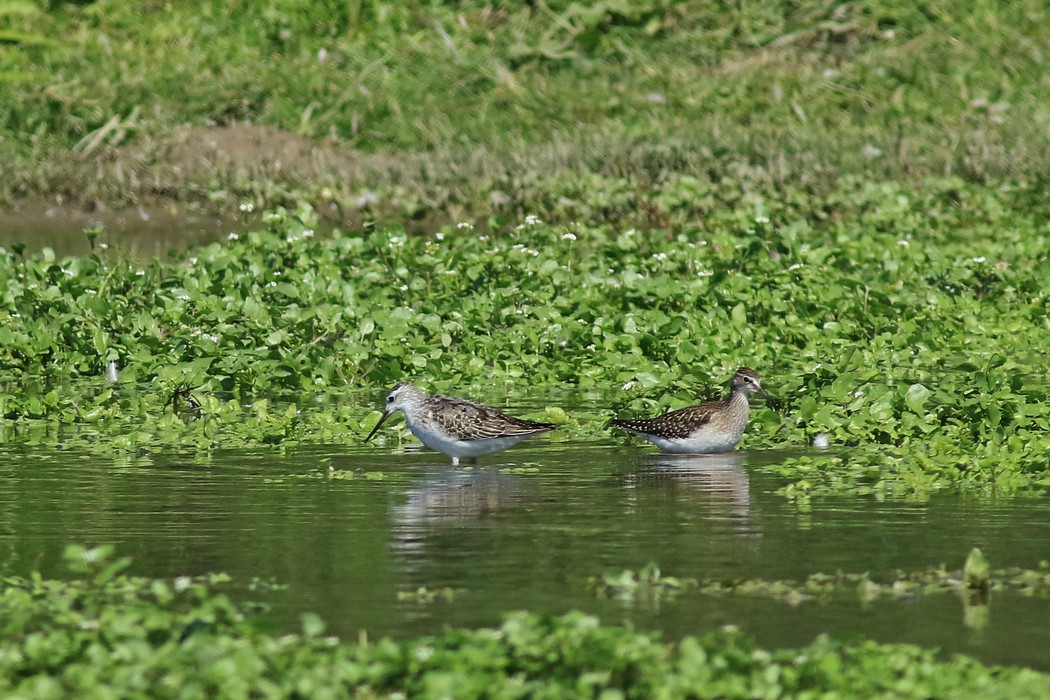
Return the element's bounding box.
[0,123,469,256]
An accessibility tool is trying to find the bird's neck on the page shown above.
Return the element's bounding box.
[727,387,751,411]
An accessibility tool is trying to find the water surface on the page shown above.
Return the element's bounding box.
[2,440,1048,670]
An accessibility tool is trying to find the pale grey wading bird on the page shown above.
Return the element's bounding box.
[610,367,772,453]
[364,382,557,465]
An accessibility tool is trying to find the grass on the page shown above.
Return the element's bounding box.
[1,1,1049,222]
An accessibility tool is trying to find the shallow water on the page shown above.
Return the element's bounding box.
[0,200,244,259]
[2,439,1049,670]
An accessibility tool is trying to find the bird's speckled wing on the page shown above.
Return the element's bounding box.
[428,396,556,441]
[611,401,724,439]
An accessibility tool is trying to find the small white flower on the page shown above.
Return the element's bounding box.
[303,229,315,238]
[435,232,446,241]
[624,229,637,238]
[897,239,910,247]
[524,214,542,225]
[586,344,596,351]
[789,262,804,271]
[239,202,255,213]
[621,380,636,391]
[456,221,473,231]
[652,252,667,261]
[228,232,239,241]
[971,256,986,263]
[399,284,408,291]
[478,235,489,242]
[562,232,577,241]
[755,215,770,224]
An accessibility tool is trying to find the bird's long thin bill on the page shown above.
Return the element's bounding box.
[364,411,392,443]
[756,386,774,401]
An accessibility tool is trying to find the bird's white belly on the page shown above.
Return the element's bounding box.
[640,427,744,454]
[409,422,526,458]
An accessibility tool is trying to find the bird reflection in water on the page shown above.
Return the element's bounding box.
[621,452,753,525]
[391,469,528,554]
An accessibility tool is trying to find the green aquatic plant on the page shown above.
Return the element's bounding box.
[590,562,696,603]
[397,586,458,604]
[766,441,1049,503]
[5,546,1050,699]
[1,180,1049,496]
[964,548,991,592]
[594,550,1050,607]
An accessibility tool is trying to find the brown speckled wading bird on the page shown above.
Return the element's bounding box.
[611,368,772,453]
[365,383,556,465]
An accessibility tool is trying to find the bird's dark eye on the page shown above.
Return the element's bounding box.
[387,396,394,402]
